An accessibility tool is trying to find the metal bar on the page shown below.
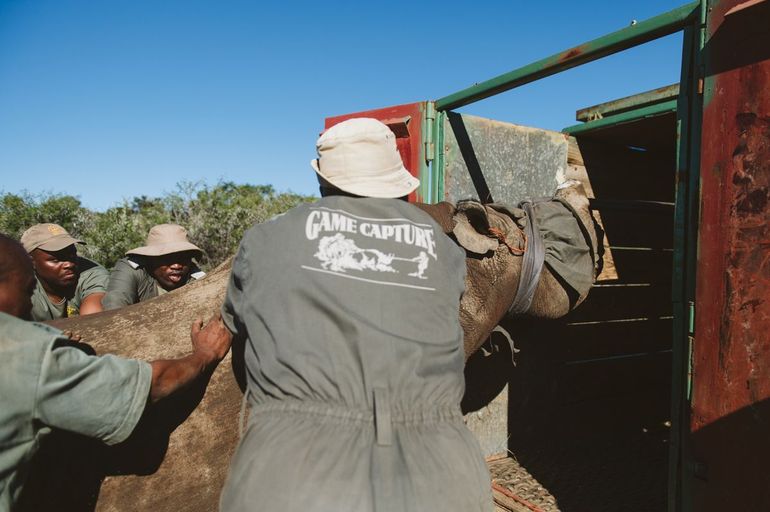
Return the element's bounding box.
[678,5,706,512]
[589,198,675,213]
[576,84,680,121]
[435,1,700,112]
[668,26,693,512]
[431,110,446,203]
[669,0,706,506]
[562,99,678,135]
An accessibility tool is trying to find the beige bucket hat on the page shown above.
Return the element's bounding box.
[126,224,202,257]
[21,223,85,253]
[310,117,420,198]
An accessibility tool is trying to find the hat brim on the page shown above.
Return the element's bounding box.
[311,159,420,199]
[37,235,85,252]
[126,241,202,257]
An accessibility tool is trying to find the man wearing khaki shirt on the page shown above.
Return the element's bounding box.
[0,234,231,511]
[103,224,205,310]
[20,223,108,321]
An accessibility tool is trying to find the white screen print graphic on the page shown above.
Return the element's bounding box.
[302,207,438,290]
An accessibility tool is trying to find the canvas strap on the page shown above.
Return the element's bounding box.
[508,200,546,315]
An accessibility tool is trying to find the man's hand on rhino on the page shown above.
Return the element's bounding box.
[61,330,82,342]
[191,311,233,367]
[148,312,233,403]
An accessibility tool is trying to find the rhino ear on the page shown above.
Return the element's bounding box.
[452,200,499,254]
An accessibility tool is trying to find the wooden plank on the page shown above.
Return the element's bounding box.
[555,352,672,405]
[566,282,673,322]
[594,207,674,249]
[567,138,676,202]
[575,84,680,122]
[599,247,673,284]
[506,352,672,437]
[501,316,672,362]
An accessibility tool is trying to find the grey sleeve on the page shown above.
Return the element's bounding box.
[77,259,110,298]
[35,341,152,445]
[102,259,140,310]
[221,240,251,337]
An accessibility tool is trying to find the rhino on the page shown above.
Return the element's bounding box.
[18,180,601,512]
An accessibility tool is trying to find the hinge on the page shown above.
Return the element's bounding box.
[688,301,695,335]
[424,101,436,163]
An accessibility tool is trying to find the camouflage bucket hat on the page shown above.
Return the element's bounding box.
[20,223,85,253]
[126,224,202,257]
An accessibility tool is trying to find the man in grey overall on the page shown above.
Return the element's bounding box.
[219,118,491,511]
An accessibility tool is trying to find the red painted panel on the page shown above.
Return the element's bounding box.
[692,0,770,508]
[323,102,426,202]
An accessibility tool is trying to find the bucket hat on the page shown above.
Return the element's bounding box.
[21,223,85,253]
[310,118,420,198]
[126,224,202,257]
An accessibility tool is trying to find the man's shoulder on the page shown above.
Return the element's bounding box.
[317,196,435,222]
[76,256,110,295]
[29,279,56,321]
[112,256,148,274]
[77,255,106,270]
[0,312,61,355]
[77,256,109,278]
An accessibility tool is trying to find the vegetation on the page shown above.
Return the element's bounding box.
[0,182,315,270]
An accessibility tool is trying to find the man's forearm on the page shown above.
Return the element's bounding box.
[149,352,217,403]
[147,313,232,403]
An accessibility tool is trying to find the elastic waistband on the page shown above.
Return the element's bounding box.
[249,398,462,427]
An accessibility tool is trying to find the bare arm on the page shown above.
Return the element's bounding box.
[149,312,232,403]
[79,292,105,316]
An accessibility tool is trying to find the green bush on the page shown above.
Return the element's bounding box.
[0,192,90,240]
[0,183,315,270]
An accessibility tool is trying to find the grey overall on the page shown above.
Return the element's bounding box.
[220,196,491,512]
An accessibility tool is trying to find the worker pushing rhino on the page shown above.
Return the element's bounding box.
[3,118,602,512]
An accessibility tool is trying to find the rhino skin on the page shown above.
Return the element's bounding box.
[19,181,600,512]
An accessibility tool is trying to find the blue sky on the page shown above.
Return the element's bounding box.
[0,0,686,211]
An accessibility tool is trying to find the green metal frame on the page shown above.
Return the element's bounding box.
[431,110,445,204]
[670,5,707,512]
[575,84,680,122]
[425,3,707,511]
[562,99,678,135]
[433,1,700,112]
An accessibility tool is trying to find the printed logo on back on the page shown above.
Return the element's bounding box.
[302,207,438,290]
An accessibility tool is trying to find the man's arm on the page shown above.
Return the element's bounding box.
[148,312,232,403]
[76,257,109,315]
[35,311,232,446]
[79,292,105,315]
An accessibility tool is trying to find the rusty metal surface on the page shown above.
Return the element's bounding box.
[441,113,569,205]
[691,0,770,509]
